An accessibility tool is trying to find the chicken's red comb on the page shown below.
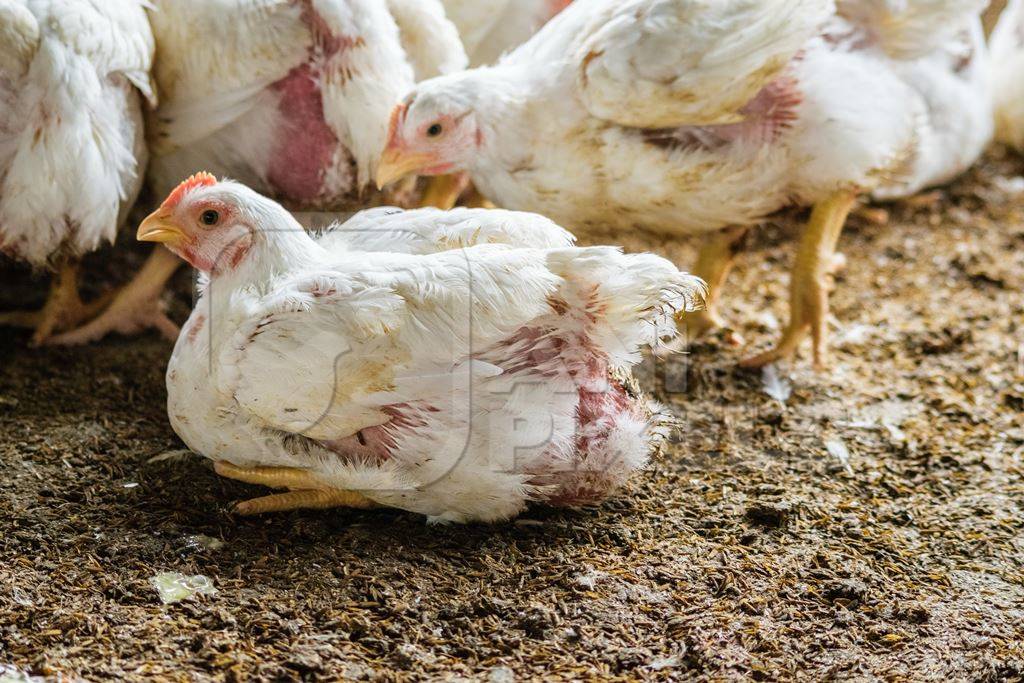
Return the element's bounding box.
[162,172,218,210]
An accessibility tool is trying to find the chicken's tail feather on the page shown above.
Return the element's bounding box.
[544,247,706,368]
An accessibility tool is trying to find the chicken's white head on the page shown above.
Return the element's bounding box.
[138,174,309,276]
[375,83,482,188]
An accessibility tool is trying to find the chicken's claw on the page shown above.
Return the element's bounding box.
[213,461,377,515]
[0,260,111,346]
[420,173,470,209]
[659,225,748,357]
[742,191,857,371]
[47,247,181,346]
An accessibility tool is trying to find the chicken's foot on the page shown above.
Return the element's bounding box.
[682,225,748,345]
[214,461,377,515]
[658,226,747,356]
[0,259,112,346]
[742,190,857,370]
[49,246,181,345]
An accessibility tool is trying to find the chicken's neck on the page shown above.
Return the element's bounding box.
[208,221,328,296]
[453,65,543,173]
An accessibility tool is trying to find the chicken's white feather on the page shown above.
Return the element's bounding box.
[568,0,834,128]
[315,206,575,254]
[442,0,567,66]
[166,182,703,522]
[836,0,990,59]
[385,0,467,79]
[0,0,152,266]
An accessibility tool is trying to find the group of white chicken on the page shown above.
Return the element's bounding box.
[2,0,1022,523]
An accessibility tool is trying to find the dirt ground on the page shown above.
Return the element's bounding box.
[1,149,1023,681]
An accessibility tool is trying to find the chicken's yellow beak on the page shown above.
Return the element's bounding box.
[375,149,435,189]
[137,210,185,247]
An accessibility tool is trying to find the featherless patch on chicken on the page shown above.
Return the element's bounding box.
[50,0,470,346]
[376,0,995,370]
[143,174,705,522]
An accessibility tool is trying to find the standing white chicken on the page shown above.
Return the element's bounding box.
[139,175,704,522]
[0,0,154,345]
[376,0,994,369]
[54,0,468,345]
[992,0,1024,151]
[442,0,571,66]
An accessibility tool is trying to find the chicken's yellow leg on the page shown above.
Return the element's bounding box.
[48,246,181,345]
[742,190,857,370]
[233,490,377,515]
[0,259,112,346]
[420,173,470,209]
[214,461,377,515]
[680,226,748,343]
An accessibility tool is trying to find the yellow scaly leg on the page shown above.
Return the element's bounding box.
[742,190,857,370]
[680,226,748,344]
[0,259,113,346]
[214,461,377,515]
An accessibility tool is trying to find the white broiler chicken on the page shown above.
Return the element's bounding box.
[442,0,572,66]
[376,0,994,369]
[992,0,1024,151]
[55,0,468,345]
[140,174,704,522]
[0,0,154,344]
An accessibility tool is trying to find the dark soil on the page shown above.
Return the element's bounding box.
[1,152,1023,681]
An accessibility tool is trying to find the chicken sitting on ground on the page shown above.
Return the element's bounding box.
[376,0,994,369]
[141,174,704,522]
[992,0,1024,151]
[0,0,155,345]
[53,0,467,345]
[441,0,572,66]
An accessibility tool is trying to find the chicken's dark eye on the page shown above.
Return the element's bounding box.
[200,210,220,226]
[426,123,443,137]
